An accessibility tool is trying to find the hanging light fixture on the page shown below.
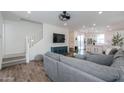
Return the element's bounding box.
[59,11,71,21]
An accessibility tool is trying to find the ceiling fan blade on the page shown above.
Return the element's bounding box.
[66,16,70,19]
[63,11,67,14]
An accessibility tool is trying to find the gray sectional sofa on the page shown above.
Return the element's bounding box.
[43,49,124,82]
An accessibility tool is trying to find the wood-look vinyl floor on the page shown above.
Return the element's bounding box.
[0,61,49,82]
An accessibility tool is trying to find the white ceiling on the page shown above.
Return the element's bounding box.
[2,11,124,31]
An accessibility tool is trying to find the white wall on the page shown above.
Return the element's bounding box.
[29,23,69,60]
[4,20,43,56]
[0,12,3,69]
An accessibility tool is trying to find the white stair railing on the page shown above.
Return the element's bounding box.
[25,31,43,63]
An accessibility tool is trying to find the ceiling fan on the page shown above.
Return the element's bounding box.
[59,11,71,21]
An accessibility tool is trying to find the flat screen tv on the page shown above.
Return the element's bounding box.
[53,33,65,43]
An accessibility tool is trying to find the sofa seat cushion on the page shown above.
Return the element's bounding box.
[45,52,60,61]
[86,54,113,66]
[60,56,120,82]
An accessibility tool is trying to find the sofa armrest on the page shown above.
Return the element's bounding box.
[43,55,59,81]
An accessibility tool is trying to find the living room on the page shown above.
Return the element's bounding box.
[1,0,124,92]
[0,11,124,82]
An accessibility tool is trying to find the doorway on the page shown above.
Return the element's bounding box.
[77,34,84,54]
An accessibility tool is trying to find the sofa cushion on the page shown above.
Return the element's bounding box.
[111,57,124,68]
[43,56,58,81]
[58,62,104,82]
[109,48,118,55]
[45,52,60,61]
[114,49,124,59]
[116,69,124,82]
[111,57,124,82]
[75,54,86,60]
[60,56,119,82]
[86,54,113,66]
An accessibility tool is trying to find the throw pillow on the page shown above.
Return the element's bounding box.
[109,48,118,55]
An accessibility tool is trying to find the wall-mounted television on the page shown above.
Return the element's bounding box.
[53,33,65,43]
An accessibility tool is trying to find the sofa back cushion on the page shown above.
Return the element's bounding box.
[86,54,113,66]
[75,54,86,60]
[45,52,60,61]
[114,49,124,59]
[60,56,119,82]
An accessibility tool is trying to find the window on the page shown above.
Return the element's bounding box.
[96,34,104,44]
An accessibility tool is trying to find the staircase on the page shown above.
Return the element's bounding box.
[2,55,26,68]
[1,21,43,68]
[26,30,43,63]
[1,28,43,68]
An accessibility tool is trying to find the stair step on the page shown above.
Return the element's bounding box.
[2,59,26,68]
[3,56,25,62]
[2,58,26,64]
[2,56,26,68]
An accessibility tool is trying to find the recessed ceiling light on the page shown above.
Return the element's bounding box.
[98,11,103,15]
[31,39,34,42]
[27,11,31,14]
[109,28,112,31]
[83,25,85,28]
[91,27,94,30]
[64,23,67,26]
[93,24,96,26]
[107,25,110,28]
